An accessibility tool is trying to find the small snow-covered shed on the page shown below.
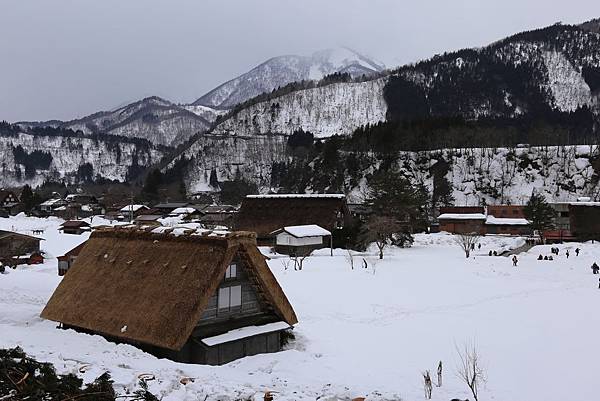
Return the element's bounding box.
[271,224,332,255]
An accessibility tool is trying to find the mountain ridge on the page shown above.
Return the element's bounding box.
[192,47,386,109]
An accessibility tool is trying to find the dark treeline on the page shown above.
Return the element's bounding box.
[0,121,168,152]
[347,108,599,153]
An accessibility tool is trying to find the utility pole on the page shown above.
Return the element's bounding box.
[129,193,134,222]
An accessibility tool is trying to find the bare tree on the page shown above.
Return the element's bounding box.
[361,215,406,259]
[344,249,355,270]
[290,249,312,271]
[454,233,481,258]
[456,342,485,401]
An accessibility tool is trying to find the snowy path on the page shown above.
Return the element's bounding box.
[1,217,599,401]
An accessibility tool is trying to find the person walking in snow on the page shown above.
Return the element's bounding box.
[576,248,580,256]
[566,250,570,259]
[538,254,543,260]
[512,255,518,267]
[478,243,481,250]
[592,262,600,274]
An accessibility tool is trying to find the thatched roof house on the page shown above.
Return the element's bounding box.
[59,220,91,235]
[41,226,297,365]
[235,194,349,242]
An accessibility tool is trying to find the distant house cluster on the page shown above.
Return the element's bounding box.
[435,198,600,242]
[39,193,103,220]
[108,202,238,228]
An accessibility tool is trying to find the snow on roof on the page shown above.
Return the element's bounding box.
[135,215,162,221]
[170,207,196,215]
[149,224,231,238]
[275,224,332,238]
[119,204,148,213]
[40,198,63,206]
[485,216,530,225]
[569,201,600,207]
[246,194,345,199]
[437,213,486,220]
[201,321,291,346]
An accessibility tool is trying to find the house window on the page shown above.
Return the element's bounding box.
[218,285,242,310]
[225,263,237,279]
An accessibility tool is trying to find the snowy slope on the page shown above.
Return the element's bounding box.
[192,47,385,109]
[0,132,165,187]
[390,145,600,205]
[60,96,213,146]
[542,50,592,111]
[1,215,599,400]
[210,77,388,138]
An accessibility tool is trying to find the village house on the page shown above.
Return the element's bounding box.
[235,194,349,244]
[437,213,487,234]
[546,198,600,242]
[134,214,163,227]
[484,215,531,236]
[0,190,24,216]
[65,194,98,205]
[119,204,151,219]
[271,224,332,256]
[0,230,44,266]
[169,207,198,218]
[41,227,298,365]
[39,198,68,215]
[200,205,237,228]
[59,220,91,235]
[57,241,87,276]
[437,205,531,236]
[153,202,191,216]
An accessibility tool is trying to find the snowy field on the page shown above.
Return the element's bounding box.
[1,215,599,400]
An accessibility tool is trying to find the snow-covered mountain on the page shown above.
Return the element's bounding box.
[0,123,166,187]
[56,96,215,147]
[192,47,386,109]
[172,21,600,195]
[210,77,388,138]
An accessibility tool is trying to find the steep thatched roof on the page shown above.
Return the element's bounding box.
[60,220,91,229]
[41,227,297,351]
[235,194,348,238]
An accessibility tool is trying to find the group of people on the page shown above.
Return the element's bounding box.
[537,246,581,261]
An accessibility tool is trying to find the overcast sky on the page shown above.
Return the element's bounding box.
[1,0,599,122]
